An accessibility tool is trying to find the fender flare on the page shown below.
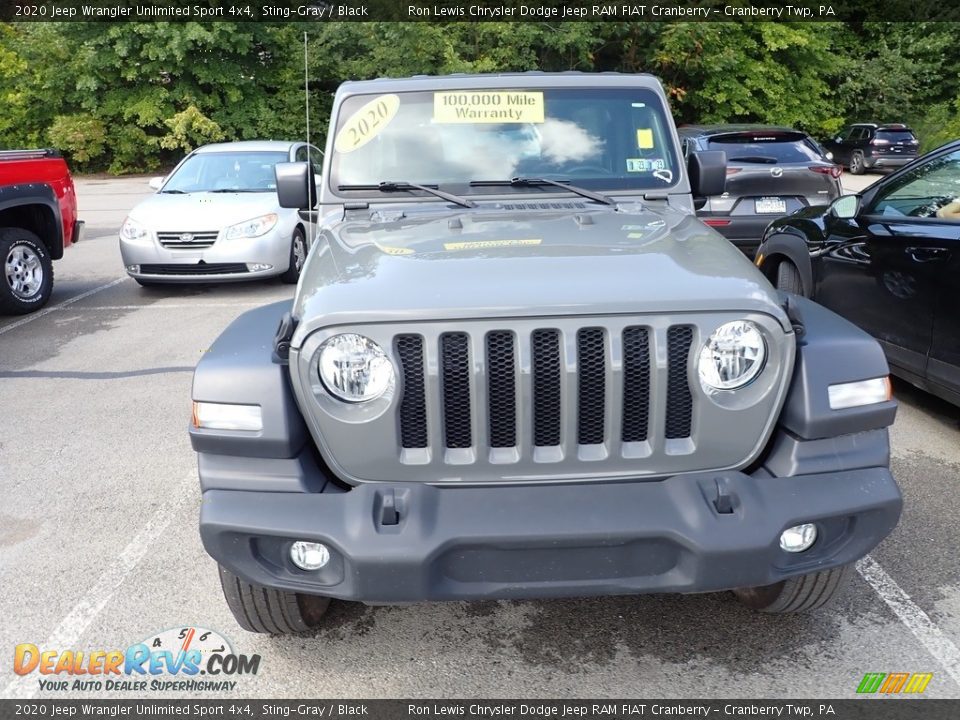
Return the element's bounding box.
[756,232,814,298]
[0,183,64,258]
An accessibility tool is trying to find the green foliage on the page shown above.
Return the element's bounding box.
[160,105,226,153]
[1,20,957,172]
[47,114,107,166]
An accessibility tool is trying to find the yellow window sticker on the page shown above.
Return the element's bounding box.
[334,94,400,154]
[636,128,654,149]
[434,92,545,124]
[377,245,414,255]
[443,239,542,251]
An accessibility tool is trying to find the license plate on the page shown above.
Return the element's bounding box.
[756,197,786,214]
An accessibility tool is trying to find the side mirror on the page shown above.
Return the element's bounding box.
[688,150,727,198]
[275,162,316,209]
[148,177,165,191]
[830,194,860,219]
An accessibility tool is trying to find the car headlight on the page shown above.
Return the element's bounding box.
[698,320,766,390]
[224,213,278,240]
[317,334,394,403]
[120,217,147,240]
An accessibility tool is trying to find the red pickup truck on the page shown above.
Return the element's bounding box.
[0,149,82,314]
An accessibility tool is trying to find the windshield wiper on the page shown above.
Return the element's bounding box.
[470,178,616,207]
[208,188,266,193]
[339,181,475,208]
[160,189,187,194]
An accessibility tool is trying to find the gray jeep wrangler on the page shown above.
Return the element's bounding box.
[191,73,902,634]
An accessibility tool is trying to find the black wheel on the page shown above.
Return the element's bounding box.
[775,260,805,296]
[850,151,865,175]
[733,565,851,613]
[280,227,306,284]
[0,227,54,315]
[218,565,330,634]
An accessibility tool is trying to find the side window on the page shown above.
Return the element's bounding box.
[841,127,856,141]
[295,146,308,163]
[308,146,323,177]
[868,149,960,220]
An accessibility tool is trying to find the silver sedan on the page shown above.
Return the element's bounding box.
[119,140,321,286]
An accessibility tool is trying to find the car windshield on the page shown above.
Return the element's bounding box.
[706,133,824,163]
[162,151,288,193]
[330,87,680,195]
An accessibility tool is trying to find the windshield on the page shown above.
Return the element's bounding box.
[163,151,288,193]
[330,88,680,195]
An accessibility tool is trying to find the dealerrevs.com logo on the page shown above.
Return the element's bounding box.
[13,626,261,693]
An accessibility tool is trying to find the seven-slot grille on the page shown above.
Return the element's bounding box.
[394,325,695,453]
[157,231,219,249]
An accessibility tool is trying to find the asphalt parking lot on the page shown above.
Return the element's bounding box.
[2,172,960,700]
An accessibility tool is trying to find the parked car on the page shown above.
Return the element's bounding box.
[119,141,322,286]
[757,139,960,406]
[0,149,83,314]
[823,123,920,175]
[191,73,901,634]
[677,125,841,255]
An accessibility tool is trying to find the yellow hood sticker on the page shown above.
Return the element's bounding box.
[443,239,542,251]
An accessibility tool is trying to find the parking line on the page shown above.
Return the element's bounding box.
[3,473,195,699]
[0,277,127,337]
[857,554,960,686]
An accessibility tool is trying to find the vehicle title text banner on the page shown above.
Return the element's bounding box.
[0,700,958,720]
[2,1,958,23]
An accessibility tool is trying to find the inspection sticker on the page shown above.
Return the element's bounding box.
[434,91,544,124]
[626,157,667,173]
[334,94,400,154]
[636,128,655,149]
[444,239,542,251]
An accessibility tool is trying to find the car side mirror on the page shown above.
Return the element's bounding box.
[275,162,316,209]
[830,194,860,219]
[148,176,165,191]
[688,150,726,198]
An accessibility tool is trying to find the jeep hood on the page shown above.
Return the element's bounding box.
[292,203,790,343]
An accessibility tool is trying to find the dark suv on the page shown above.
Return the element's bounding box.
[678,125,841,255]
[824,123,919,175]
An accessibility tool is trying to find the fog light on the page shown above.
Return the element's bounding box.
[780,523,818,553]
[126,264,140,273]
[290,541,330,571]
[247,263,273,272]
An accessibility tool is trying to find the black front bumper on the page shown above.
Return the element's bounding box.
[200,466,901,603]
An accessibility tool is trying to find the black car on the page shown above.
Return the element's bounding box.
[756,140,960,406]
[678,125,842,255]
[823,123,920,175]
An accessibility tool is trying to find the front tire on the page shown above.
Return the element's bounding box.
[0,228,54,315]
[218,565,330,634]
[733,565,851,613]
[775,260,805,296]
[279,227,306,284]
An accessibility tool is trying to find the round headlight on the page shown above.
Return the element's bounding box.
[318,333,394,402]
[698,321,766,390]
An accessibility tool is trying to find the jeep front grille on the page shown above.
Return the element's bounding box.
[395,324,693,452]
[295,314,792,485]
